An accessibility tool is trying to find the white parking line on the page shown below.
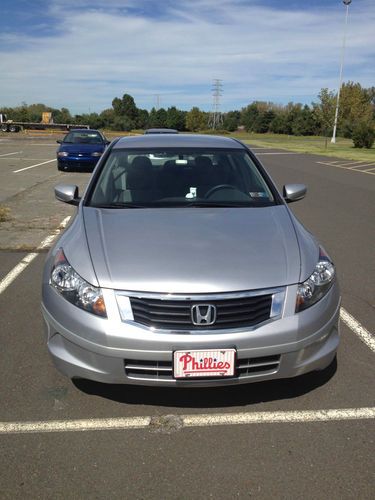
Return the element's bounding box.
[335,161,363,167]
[0,151,22,157]
[0,158,53,161]
[0,407,374,435]
[0,252,39,295]
[13,159,55,173]
[316,161,375,175]
[0,216,71,295]
[2,143,57,146]
[348,163,375,169]
[340,308,375,353]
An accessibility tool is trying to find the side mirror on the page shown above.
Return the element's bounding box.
[283,184,307,203]
[56,140,62,144]
[54,184,80,206]
[105,140,111,145]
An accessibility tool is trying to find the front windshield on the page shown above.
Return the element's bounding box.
[88,148,276,207]
[63,131,103,144]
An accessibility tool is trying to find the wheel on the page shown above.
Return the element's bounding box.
[9,124,19,133]
[204,184,238,198]
[1,124,8,132]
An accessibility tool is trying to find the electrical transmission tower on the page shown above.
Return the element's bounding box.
[154,94,161,110]
[208,79,223,129]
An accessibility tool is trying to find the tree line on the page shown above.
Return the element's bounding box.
[2,81,374,147]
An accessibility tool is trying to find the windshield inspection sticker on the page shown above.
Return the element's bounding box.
[250,192,267,198]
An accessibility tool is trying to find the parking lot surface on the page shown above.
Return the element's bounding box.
[0,136,374,499]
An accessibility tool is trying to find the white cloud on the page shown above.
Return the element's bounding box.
[0,0,374,113]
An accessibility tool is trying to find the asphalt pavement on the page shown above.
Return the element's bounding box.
[0,136,374,499]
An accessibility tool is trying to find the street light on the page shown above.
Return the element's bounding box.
[331,0,352,144]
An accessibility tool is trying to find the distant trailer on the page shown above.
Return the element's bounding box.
[0,113,89,133]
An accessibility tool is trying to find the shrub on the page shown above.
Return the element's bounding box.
[352,122,375,148]
[0,205,10,222]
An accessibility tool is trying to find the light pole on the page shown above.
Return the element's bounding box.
[331,0,352,144]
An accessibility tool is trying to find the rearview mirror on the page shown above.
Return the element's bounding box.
[54,184,80,206]
[283,184,307,203]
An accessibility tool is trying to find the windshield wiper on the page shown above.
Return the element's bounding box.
[184,201,251,208]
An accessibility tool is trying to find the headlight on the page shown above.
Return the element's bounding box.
[57,151,69,157]
[50,249,107,317]
[296,247,335,312]
[91,152,102,157]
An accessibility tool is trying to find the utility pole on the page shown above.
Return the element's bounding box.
[208,79,223,129]
[331,0,352,144]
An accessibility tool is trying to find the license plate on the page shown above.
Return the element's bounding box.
[173,349,236,379]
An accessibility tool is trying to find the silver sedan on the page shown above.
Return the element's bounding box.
[42,134,340,386]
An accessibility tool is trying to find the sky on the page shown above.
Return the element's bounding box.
[0,0,374,114]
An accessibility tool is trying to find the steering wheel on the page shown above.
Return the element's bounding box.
[204,184,238,199]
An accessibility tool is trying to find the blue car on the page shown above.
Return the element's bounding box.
[57,129,110,172]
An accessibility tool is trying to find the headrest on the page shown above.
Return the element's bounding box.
[127,156,154,190]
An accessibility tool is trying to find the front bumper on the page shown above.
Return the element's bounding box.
[57,156,99,171]
[41,281,341,387]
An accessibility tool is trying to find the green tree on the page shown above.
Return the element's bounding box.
[147,107,168,128]
[99,108,116,129]
[112,93,138,120]
[53,107,73,124]
[223,111,240,132]
[338,82,373,138]
[166,106,186,130]
[240,103,259,132]
[313,88,336,137]
[269,112,288,134]
[185,107,207,131]
[352,121,374,148]
[136,109,149,129]
[291,105,317,136]
[75,113,102,128]
[254,110,275,133]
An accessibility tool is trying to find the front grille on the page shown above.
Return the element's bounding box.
[124,359,173,380]
[236,355,280,376]
[124,354,281,381]
[130,294,273,330]
[65,161,92,167]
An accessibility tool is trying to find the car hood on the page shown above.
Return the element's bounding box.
[58,143,105,154]
[82,205,304,293]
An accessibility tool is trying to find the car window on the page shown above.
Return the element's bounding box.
[63,131,103,144]
[88,148,275,207]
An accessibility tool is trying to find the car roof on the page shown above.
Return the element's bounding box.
[144,128,179,134]
[68,129,100,133]
[112,134,245,150]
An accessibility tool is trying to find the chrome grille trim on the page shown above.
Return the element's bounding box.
[237,355,280,375]
[117,287,285,301]
[116,287,286,333]
[124,359,173,379]
[124,355,281,381]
